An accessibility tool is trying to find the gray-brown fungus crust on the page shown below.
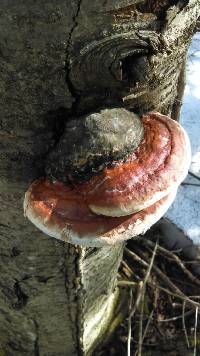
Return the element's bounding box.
[46,108,143,182]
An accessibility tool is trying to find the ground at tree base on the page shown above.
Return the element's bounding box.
[95,219,200,356]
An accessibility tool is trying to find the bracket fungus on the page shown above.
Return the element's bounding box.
[24,109,191,247]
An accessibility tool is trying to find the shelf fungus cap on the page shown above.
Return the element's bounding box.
[24,179,177,247]
[81,112,191,217]
[24,110,191,247]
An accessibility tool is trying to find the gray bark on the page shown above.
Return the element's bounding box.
[0,179,124,355]
[0,0,199,355]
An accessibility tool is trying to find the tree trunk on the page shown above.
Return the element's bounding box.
[0,1,199,355]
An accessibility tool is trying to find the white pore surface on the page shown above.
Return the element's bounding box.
[166,33,200,245]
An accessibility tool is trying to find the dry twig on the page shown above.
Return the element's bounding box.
[127,289,133,356]
[182,301,190,348]
[189,171,200,181]
[125,246,200,310]
[118,280,137,287]
[136,289,144,356]
[144,239,200,287]
[127,242,158,355]
[122,260,134,277]
[194,307,198,356]
[142,310,154,341]
[129,241,158,319]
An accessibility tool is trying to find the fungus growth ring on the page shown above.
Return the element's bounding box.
[24,110,191,247]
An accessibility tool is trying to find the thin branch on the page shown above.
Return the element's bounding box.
[125,247,200,310]
[129,241,158,319]
[127,288,133,356]
[118,280,137,287]
[182,301,190,348]
[144,240,200,287]
[126,247,183,296]
[137,289,144,356]
[181,182,200,187]
[129,281,143,327]
[151,282,200,309]
[122,260,134,277]
[193,307,198,356]
[189,171,200,181]
[156,309,193,323]
[142,310,154,341]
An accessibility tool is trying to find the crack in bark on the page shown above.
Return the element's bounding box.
[32,319,40,356]
[66,0,82,54]
[36,275,53,283]
[63,246,81,355]
[12,280,28,310]
[0,223,10,229]
[76,249,87,356]
[11,246,21,257]
[65,0,82,110]
[171,54,187,121]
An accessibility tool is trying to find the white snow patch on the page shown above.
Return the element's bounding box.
[166,32,200,244]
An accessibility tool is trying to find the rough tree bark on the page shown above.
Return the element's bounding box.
[0,1,199,355]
